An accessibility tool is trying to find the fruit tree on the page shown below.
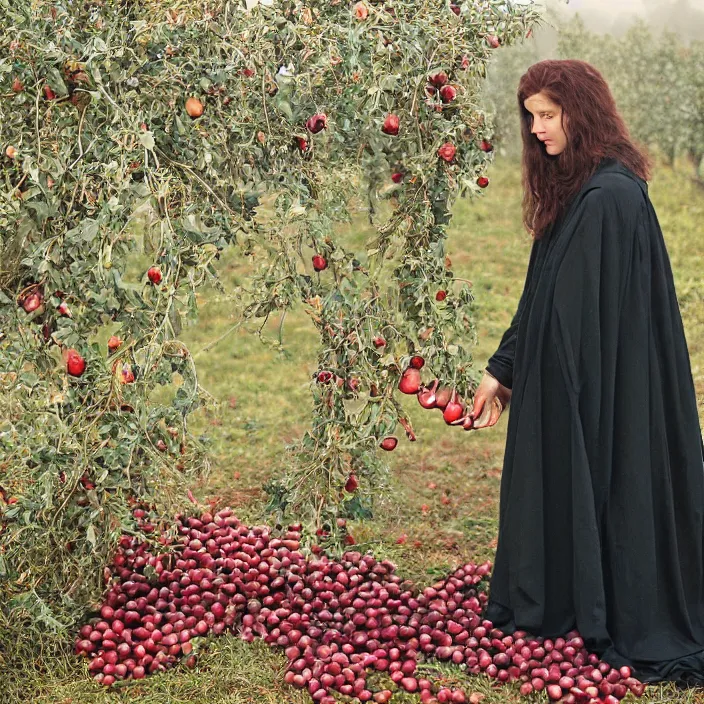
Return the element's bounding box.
[0,0,543,648]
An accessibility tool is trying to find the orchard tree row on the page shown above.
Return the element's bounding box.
[0,0,542,653]
[556,16,704,179]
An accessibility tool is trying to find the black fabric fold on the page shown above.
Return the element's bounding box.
[485,157,704,685]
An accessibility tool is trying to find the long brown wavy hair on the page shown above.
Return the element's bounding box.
[518,59,653,240]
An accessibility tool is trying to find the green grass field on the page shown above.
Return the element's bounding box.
[13,155,704,704]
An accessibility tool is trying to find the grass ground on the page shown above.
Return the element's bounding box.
[10,155,704,703]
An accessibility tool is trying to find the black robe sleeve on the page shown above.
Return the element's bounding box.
[485,237,542,389]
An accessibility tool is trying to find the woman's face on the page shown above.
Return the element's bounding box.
[524,92,568,155]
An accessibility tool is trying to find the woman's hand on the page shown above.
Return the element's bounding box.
[470,371,512,429]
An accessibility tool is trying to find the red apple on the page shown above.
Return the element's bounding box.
[312,254,327,271]
[479,139,493,152]
[477,177,489,188]
[345,474,359,492]
[66,349,86,377]
[380,436,398,451]
[429,71,448,87]
[306,113,327,134]
[107,336,122,353]
[373,336,386,348]
[435,290,447,301]
[382,114,400,136]
[391,172,403,183]
[147,266,162,284]
[438,143,456,162]
[353,1,368,19]
[439,85,457,103]
[409,355,425,370]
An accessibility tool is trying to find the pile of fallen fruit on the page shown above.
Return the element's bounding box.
[75,508,645,703]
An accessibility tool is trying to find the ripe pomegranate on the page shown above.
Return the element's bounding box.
[57,301,71,317]
[317,370,333,384]
[380,436,398,451]
[5,145,17,159]
[11,76,23,92]
[43,84,56,100]
[438,143,456,162]
[409,355,425,370]
[440,85,457,103]
[479,139,493,152]
[306,113,327,134]
[147,266,162,284]
[312,254,327,271]
[107,336,122,353]
[353,1,369,19]
[345,474,359,493]
[241,67,255,77]
[185,97,204,118]
[372,336,386,348]
[435,290,447,301]
[391,172,403,183]
[296,137,309,152]
[398,367,421,395]
[381,114,399,136]
[429,71,448,87]
[477,177,489,188]
[486,35,501,48]
[66,349,86,377]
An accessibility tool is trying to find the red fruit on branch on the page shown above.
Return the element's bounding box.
[380,436,398,451]
[185,97,204,118]
[120,364,135,384]
[306,113,328,134]
[417,379,440,409]
[11,76,23,92]
[477,176,489,188]
[21,291,43,313]
[443,391,464,424]
[296,137,309,152]
[147,266,162,284]
[381,114,400,136]
[372,336,386,348]
[66,349,86,377]
[317,370,333,383]
[43,84,56,100]
[398,367,421,395]
[391,172,404,183]
[486,35,501,48]
[409,355,425,369]
[353,1,369,19]
[435,290,447,301]
[479,139,493,152]
[434,386,453,409]
[345,474,359,493]
[437,143,456,162]
[312,254,328,271]
[57,301,71,317]
[429,71,448,87]
[439,85,457,103]
[107,336,122,353]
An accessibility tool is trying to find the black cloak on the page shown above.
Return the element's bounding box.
[484,157,704,684]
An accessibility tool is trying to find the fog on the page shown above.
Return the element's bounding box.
[550,0,704,41]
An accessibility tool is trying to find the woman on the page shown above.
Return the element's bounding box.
[469,59,704,684]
